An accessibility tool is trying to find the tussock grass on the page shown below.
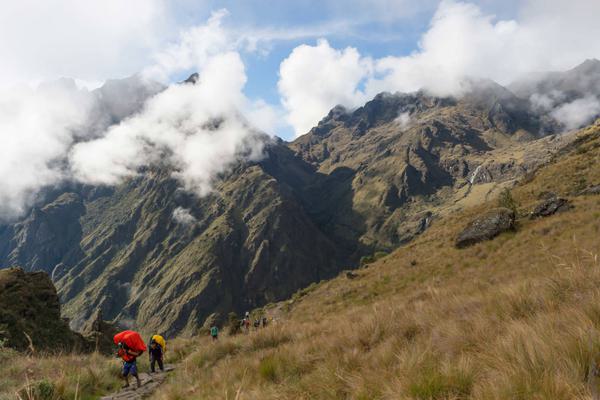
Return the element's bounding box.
[152,126,600,399]
[0,336,197,400]
[0,351,122,400]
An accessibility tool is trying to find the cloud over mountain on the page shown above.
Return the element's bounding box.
[278,0,600,135]
[0,10,275,221]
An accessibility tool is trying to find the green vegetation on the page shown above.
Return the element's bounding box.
[227,312,241,335]
[497,187,520,215]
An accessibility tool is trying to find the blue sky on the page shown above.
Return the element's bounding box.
[168,0,436,104]
[164,0,522,104]
[155,0,527,138]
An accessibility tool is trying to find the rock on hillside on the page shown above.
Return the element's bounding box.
[455,208,515,248]
[529,195,572,219]
[0,267,90,352]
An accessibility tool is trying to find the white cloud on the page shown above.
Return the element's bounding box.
[395,112,411,129]
[69,14,272,199]
[71,54,267,198]
[143,9,233,83]
[278,0,600,135]
[529,91,566,113]
[368,0,600,95]
[278,39,372,136]
[0,9,275,221]
[0,79,94,219]
[0,0,174,86]
[366,1,521,96]
[551,96,600,131]
[172,207,197,225]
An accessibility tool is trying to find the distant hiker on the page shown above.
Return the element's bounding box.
[242,317,251,333]
[149,339,164,373]
[262,316,268,328]
[210,325,219,341]
[114,330,146,389]
[253,319,260,329]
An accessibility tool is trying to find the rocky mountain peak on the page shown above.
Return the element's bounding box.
[182,72,200,85]
[570,58,600,75]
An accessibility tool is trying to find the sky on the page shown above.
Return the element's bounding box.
[1,0,599,137]
[2,0,600,221]
[0,0,524,138]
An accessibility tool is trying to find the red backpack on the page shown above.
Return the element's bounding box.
[114,330,147,361]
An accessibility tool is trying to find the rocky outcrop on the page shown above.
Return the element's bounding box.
[530,196,572,219]
[455,208,516,248]
[0,267,90,352]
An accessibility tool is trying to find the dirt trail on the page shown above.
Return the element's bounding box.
[100,365,175,400]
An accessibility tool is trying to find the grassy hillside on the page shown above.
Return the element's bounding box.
[0,349,121,400]
[0,339,194,400]
[151,123,600,399]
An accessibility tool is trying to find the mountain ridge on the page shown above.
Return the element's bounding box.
[1,61,598,335]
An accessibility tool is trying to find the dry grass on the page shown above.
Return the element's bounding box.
[152,126,600,399]
[0,340,199,400]
[0,327,200,400]
[0,350,122,400]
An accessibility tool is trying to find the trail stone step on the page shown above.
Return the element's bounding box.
[100,365,175,400]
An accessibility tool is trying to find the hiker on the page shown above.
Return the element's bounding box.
[114,330,146,389]
[149,334,166,360]
[262,316,268,328]
[253,319,260,329]
[242,317,251,333]
[149,339,164,373]
[210,324,219,341]
[117,342,141,388]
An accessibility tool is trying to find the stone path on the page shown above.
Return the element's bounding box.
[100,365,175,400]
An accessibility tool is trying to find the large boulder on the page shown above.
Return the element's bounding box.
[529,196,572,219]
[455,208,516,248]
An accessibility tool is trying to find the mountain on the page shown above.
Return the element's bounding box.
[288,84,546,252]
[509,58,600,131]
[510,58,600,100]
[0,61,598,336]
